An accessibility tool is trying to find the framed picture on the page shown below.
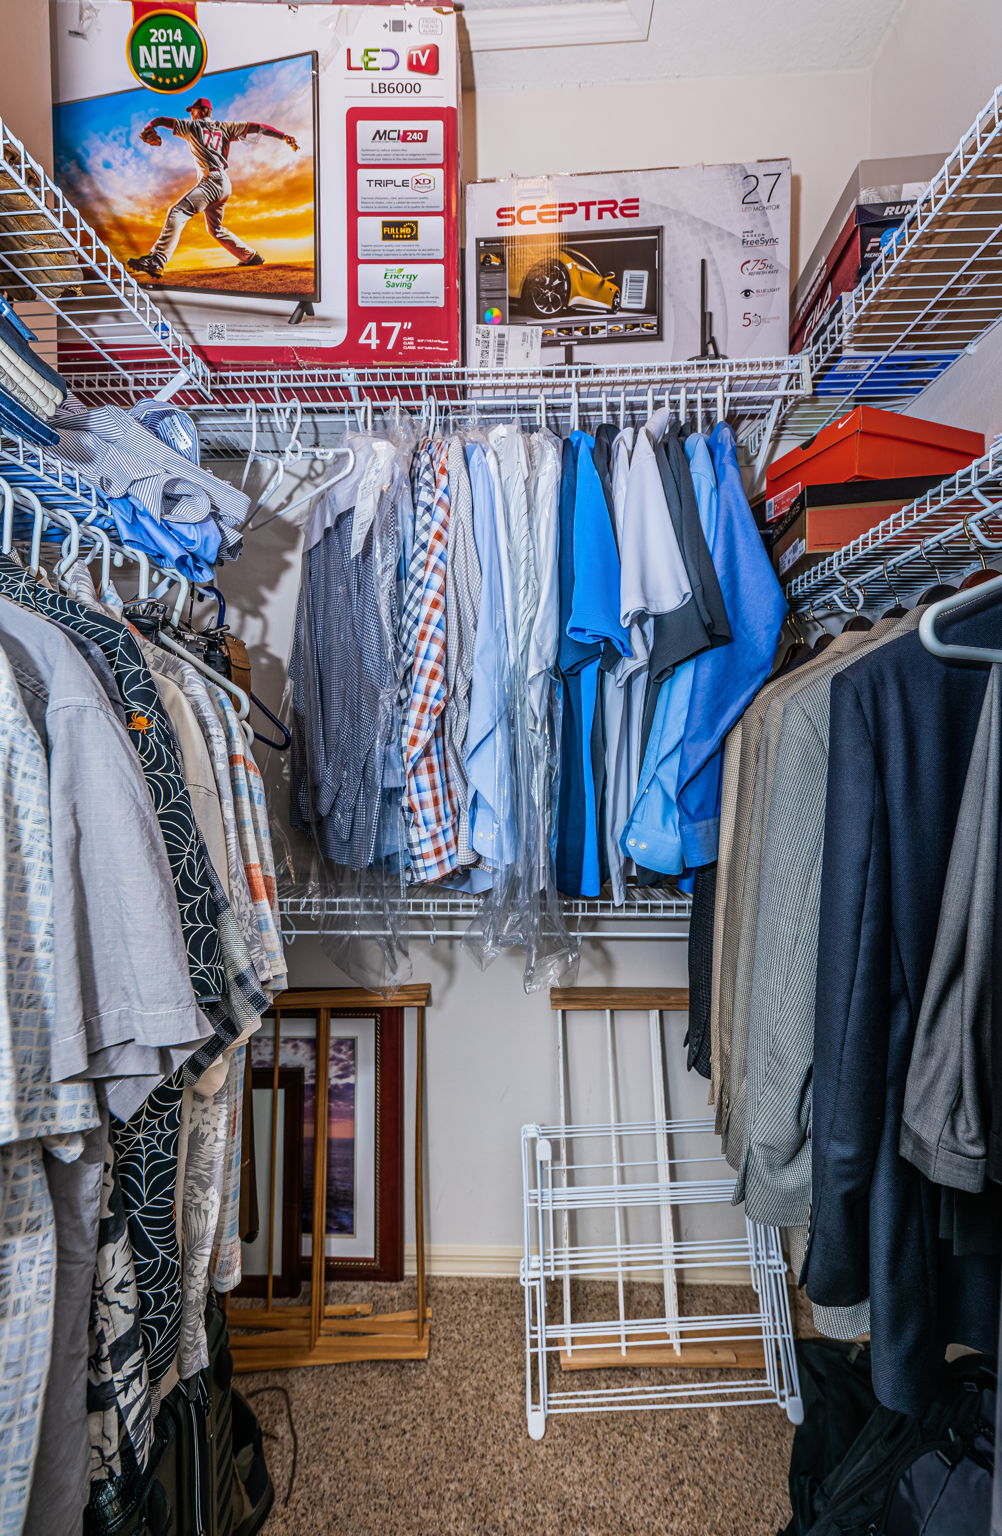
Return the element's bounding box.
[239,1066,304,1299]
[248,999,405,1283]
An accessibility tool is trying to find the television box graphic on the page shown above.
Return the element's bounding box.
[52,1,461,368]
[465,162,791,364]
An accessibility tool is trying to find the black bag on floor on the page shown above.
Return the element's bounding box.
[782,1339,880,1535]
[85,1298,273,1536]
[781,1346,995,1536]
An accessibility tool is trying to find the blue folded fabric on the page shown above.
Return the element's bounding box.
[0,297,68,401]
[0,383,59,446]
[104,494,220,583]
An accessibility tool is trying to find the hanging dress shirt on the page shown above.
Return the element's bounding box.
[443,437,481,868]
[464,440,515,879]
[619,408,692,630]
[618,433,719,875]
[289,438,405,872]
[557,432,632,897]
[674,422,787,869]
[602,427,645,904]
[402,439,456,882]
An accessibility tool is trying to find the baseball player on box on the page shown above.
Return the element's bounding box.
[128,96,299,279]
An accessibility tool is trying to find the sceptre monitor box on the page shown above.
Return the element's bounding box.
[52,0,461,368]
[464,160,791,365]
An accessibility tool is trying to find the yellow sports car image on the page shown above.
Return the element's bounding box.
[513,247,622,318]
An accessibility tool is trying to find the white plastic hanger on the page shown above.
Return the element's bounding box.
[272,442,356,521]
[0,476,14,554]
[919,571,1002,663]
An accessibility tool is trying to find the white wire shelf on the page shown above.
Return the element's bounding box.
[0,118,209,390]
[62,356,811,462]
[785,440,1002,614]
[0,427,108,520]
[765,82,1002,442]
[529,1235,765,1281]
[279,889,691,942]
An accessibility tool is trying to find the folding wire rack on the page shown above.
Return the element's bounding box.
[520,990,802,1438]
[785,440,1002,615]
[0,117,209,390]
[749,82,1002,447]
[279,888,692,943]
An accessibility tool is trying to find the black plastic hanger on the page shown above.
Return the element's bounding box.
[837,581,873,633]
[250,693,292,752]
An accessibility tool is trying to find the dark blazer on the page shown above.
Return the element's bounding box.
[804,601,1002,1414]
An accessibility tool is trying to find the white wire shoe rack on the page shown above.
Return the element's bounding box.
[520,989,802,1439]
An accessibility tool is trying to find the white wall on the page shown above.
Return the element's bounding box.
[465,69,873,287]
[868,0,1002,441]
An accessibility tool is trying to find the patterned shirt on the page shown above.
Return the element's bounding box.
[0,556,225,1005]
[402,440,456,882]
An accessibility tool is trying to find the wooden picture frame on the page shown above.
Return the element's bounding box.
[246,998,405,1285]
[228,984,431,1373]
[238,1066,304,1299]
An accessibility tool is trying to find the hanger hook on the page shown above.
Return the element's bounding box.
[919,538,946,584]
[963,515,989,570]
[881,559,904,603]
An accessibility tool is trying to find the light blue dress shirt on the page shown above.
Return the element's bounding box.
[619,434,719,873]
[676,422,788,869]
[463,441,515,881]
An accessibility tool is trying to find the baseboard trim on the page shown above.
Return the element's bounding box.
[404,1244,750,1285]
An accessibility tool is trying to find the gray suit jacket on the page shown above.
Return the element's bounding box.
[735,613,920,1227]
[900,664,1000,1192]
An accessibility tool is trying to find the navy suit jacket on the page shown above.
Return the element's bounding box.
[805,601,1002,1414]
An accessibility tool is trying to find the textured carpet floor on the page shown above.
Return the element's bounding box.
[240,1278,796,1536]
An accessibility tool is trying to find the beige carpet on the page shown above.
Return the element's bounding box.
[240,1278,797,1536]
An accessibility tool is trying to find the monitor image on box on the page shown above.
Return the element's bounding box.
[54,51,319,305]
[475,228,662,347]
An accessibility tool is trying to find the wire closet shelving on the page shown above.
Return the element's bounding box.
[751,83,1002,448]
[785,440,1002,615]
[0,119,210,391]
[279,889,693,944]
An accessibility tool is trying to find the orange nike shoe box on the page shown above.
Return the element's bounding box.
[766,407,984,503]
